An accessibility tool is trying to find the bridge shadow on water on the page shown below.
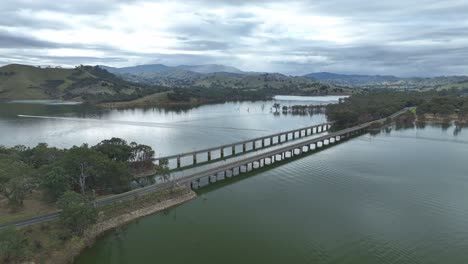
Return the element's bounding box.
[193,135,359,196]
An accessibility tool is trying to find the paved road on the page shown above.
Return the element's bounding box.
[0,108,410,229]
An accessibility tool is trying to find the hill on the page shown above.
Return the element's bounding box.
[101,65,351,96]
[304,72,468,90]
[0,64,164,102]
[0,63,353,107]
[101,63,243,75]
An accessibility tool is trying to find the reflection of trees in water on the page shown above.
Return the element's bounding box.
[454,123,466,136]
[441,122,451,130]
[416,121,426,129]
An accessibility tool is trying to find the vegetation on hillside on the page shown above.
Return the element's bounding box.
[1,64,353,107]
[0,64,167,103]
[326,89,468,129]
[305,72,468,90]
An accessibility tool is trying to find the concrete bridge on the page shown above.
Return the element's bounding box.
[168,108,411,190]
[154,122,333,170]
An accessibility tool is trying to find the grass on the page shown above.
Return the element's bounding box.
[97,91,173,108]
[0,64,80,100]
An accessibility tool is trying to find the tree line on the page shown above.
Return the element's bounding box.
[326,89,468,130]
[0,138,170,262]
[0,138,164,206]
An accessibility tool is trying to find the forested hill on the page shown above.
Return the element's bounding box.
[99,64,348,94]
[304,71,468,90]
[0,64,166,102]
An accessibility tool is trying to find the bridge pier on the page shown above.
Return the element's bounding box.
[193,154,197,165]
[177,156,181,168]
[243,143,246,152]
[221,148,224,159]
[232,145,236,155]
[240,165,246,173]
[191,180,199,189]
[208,151,211,161]
[209,175,217,183]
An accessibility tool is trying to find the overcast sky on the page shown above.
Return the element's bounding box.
[1,0,468,76]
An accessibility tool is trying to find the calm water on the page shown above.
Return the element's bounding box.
[0,98,329,157]
[76,124,468,264]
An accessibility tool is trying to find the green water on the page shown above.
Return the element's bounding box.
[76,124,468,264]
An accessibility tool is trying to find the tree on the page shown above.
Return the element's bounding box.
[27,143,63,168]
[40,166,70,201]
[155,158,170,182]
[93,138,132,162]
[61,145,109,195]
[57,191,97,236]
[129,143,155,172]
[272,103,281,113]
[94,160,131,193]
[0,158,34,206]
[0,228,27,262]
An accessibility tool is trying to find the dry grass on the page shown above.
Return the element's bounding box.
[0,191,55,225]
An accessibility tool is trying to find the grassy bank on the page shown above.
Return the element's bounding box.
[1,187,196,264]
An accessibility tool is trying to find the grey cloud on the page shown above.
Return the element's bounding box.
[0,30,58,48]
[1,0,468,76]
[176,40,231,51]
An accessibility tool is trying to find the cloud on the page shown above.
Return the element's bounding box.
[0,30,58,48]
[0,0,467,76]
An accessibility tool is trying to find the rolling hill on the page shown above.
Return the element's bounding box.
[0,64,162,102]
[304,72,468,90]
[99,64,351,96]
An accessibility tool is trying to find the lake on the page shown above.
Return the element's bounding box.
[1,99,467,264]
[75,123,468,264]
[0,98,330,157]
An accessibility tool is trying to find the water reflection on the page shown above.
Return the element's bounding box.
[0,98,333,156]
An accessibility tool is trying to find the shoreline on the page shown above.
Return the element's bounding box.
[18,188,197,264]
[69,189,197,263]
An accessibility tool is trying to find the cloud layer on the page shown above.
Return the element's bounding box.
[1,0,468,76]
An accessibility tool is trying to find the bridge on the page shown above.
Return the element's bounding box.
[0,108,410,228]
[154,122,333,170]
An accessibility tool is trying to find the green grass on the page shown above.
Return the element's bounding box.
[0,64,80,100]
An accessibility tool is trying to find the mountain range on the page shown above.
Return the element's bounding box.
[100,64,468,90]
[99,64,332,91]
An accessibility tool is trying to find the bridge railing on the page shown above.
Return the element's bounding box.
[153,122,333,170]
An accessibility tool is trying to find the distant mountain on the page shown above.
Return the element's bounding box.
[104,65,348,94]
[100,63,243,75]
[176,64,243,74]
[304,72,400,86]
[303,72,468,89]
[99,64,171,74]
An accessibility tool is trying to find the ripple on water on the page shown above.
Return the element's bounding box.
[76,126,468,264]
